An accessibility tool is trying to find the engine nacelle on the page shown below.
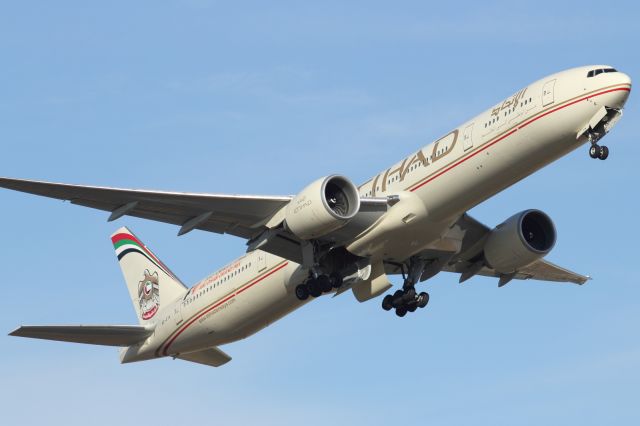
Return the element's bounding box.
[285,175,360,240]
[483,209,556,273]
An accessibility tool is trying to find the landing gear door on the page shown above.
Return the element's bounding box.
[542,79,556,107]
[463,124,474,151]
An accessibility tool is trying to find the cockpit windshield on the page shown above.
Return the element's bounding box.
[587,68,618,78]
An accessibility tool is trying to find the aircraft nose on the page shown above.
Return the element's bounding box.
[618,71,632,88]
[614,72,632,108]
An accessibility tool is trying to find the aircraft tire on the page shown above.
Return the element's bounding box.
[382,295,393,311]
[599,145,609,160]
[417,292,429,308]
[295,284,309,301]
[589,144,601,159]
[308,279,322,298]
[317,275,332,293]
[392,290,405,308]
[395,306,407,318]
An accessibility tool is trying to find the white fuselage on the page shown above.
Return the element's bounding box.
[124,65,631,362]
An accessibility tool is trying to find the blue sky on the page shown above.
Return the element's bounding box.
[1,1,638,425]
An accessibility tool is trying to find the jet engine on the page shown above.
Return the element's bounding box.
[483,209,556,273]
[284,175,360,240]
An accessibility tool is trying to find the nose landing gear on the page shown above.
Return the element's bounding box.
[587,130,609,160]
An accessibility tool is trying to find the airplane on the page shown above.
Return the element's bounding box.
[2,65,631,368]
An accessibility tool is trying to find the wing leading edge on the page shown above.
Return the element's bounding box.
[0,177,389,264]
[0,177,292,239]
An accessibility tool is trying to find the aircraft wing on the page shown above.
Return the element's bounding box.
[443,214,589,285]
[385,213,589,285]
[0,177,388,263]
[0,177,292,239]
[9,325,153,346]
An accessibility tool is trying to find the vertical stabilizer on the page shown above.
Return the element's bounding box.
[111,227,187,324]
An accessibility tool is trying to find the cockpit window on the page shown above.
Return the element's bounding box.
[587,68,618,78]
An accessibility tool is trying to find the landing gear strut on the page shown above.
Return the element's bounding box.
[381,256,430,317]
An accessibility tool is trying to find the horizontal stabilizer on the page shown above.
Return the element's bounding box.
[177,347,232,367]
[9,325,153,347]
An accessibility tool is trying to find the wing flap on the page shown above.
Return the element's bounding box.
[177,347,232,367]
[9,325,153,346]
[516,259,589,284]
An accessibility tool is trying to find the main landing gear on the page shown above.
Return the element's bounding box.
[382,288,429,317]
[381,256,430,317]
[295,273,342,301]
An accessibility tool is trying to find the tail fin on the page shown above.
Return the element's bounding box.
[111,227,187,324]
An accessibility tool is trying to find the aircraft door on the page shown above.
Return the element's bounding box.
[463,124,474,151]
[174,303,183,326]
[256,251,267,273]
[542,79,556,107]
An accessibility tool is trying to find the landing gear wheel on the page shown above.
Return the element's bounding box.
[382,295,393,311]
[417,292,430,308]
[392,290,405,308]
[589,144,601,159]
[407,300,418,313]
[598,145,609,160]
[317,275,332,293]
[395,306,407,317]
[307,279,321,298]
[295,284,309,301]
